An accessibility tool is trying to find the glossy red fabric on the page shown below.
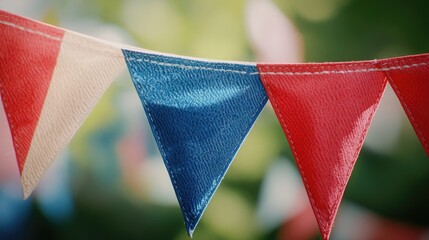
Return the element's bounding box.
[380,54,429,156]
[0,10,64,173]
[258,61,388,239]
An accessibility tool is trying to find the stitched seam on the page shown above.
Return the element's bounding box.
[258,62,429,75]
[1,20,428,72]
[128,57,429,75]
[143,95,188,218]
[383,67,429,151]
[127,57,260,75]
[199,89,267,216]
[262,68,388,238]
[128,55,267,224]
[144,63,265,220]
[0,20,62,41]
[0,80,21,171]
[381,57,429,66]
[144,99,192,221]
[260,59,428,71]
[324,72,388,236]
[144,98,187,218]
[261,78,326,234]
[0,20,124,58]
[126,59,191,223]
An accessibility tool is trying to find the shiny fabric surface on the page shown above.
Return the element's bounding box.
[123,50,267,235]
[381,54,429,156]
[258,61,387,240]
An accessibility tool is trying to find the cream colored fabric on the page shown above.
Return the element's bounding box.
[21,31,125,198]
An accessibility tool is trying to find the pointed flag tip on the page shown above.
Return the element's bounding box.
[22,189,31,200]
[2,11,126,202]
[123,50,267,237]
[187,227,194,238]
[184,212,202,238]
[323,234,330,240]
[182,215,197,238]
[258,62,387,240]
[321,225,332,240]
[21,177,34,200]
[20,160,44,200]
[316,205,336,240]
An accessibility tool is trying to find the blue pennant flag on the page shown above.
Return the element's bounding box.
[123,50,267,236]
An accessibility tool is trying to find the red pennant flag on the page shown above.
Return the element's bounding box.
[257,61,387,239]
[0,11,64,175]
[380,54,429,156]
[0,10,125,197]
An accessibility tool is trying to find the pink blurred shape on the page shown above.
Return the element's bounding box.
[0,96,20,183]
[116,131,147,194]
[245,0,303,63]
[333,204,429,240]
[279,205,320,240]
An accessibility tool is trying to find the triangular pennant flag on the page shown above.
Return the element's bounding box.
[381,54,429,156]
[0,10,64,179]
[0,10,125,198]
[257,61,387,239]
[123,50,267,236]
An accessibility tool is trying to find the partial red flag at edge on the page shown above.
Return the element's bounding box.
[0,10,64,174]
[380,54,429,156]
[257,61,387,239]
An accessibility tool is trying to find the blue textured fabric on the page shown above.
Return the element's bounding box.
[123,50,267,236]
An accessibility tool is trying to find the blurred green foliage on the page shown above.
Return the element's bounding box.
[4,0,429,239]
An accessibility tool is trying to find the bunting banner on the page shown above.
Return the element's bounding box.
[1,10,429,239]
[123,50,267,235]
[258,62,388,239]
[0,10,126,198]
[380,56,429,156]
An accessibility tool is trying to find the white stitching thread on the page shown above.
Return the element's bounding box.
[385,71,429,150]
[0,19,127,58]
[258,62,429,75]
[323,75,388,236]
[126,57,259,75]
[127,60,192,223]
[0,20,62,41]
[261,71,388,238]
[198,93,267,214]
[127,57,429,75]
[126,54,268,225]
[1,19,428,74]
[263,80,326,233]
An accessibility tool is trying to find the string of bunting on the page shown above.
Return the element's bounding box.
[1,10,428,239]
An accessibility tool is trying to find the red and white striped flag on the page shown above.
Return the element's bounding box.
[0,10,125,198]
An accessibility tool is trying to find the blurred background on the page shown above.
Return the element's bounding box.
[1,0,429,239]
